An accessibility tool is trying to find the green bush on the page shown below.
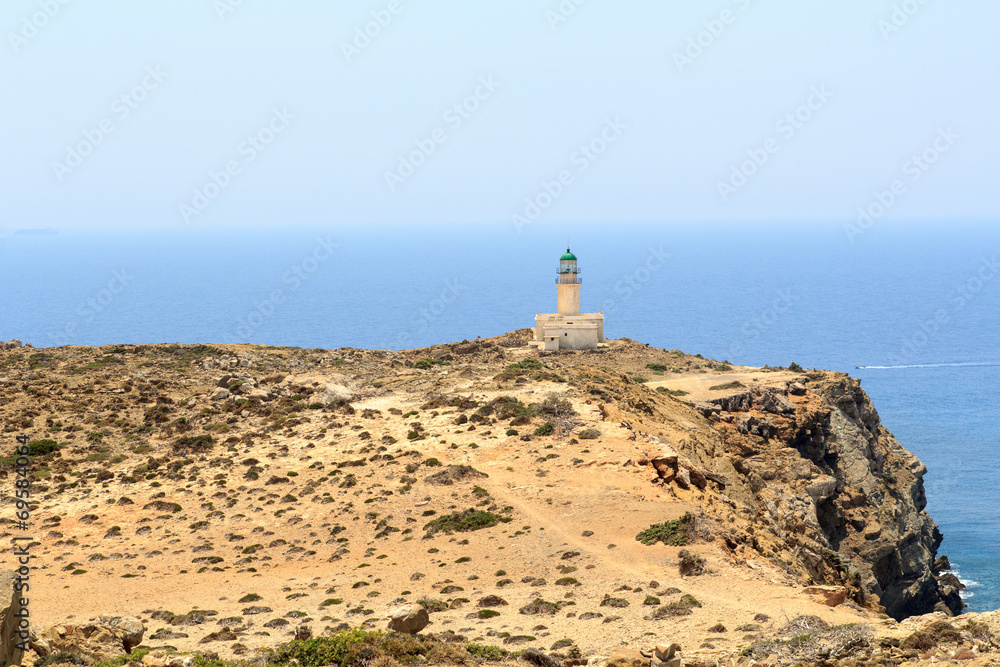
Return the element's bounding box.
[464,643,510,660]
[646,363,667,372]
[263,629,379,667]
[171,434,216,453]
[533,422,554,436]
[25,439,61,457]
[635,512,695,546]
[424,509,508,535]
[577,428,600,440]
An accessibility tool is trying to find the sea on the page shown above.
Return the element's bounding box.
[1,221,997,613]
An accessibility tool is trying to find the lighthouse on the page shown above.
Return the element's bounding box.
[534,248,604,351]
[557,249,581,315]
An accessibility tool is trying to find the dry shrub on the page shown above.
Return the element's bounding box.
[678,549,705,576]
[742,618,872,664]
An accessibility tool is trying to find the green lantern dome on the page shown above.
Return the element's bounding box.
[560,248,577,261]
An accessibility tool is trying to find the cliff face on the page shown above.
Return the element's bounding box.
[688,374,964,619]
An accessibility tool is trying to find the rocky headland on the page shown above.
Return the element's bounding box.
[0,332,996,667]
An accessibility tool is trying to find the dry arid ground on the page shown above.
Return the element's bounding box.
[1,331,998,666]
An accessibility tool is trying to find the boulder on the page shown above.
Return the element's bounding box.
[802,585,848,607]
[788,382,807,396]
[387,605,428,634]
[96,616,145,652]
[210,388,230,401]
[607,648,647,667]
[522,648,562,667]
[653,644,681,661]
[0,570,25,667]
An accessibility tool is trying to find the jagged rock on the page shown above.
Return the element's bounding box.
[932,555,951,574]
[789,381,807,396]
[210,388,229,401]
[387,605,428,634]
[96,616,145,652]
[607,647,646,667]
[41,616,146,662]
[736,414,776,439]
[758,390,796,415]
[805,476,838,503]
[693,402,717,418]
[802,585,848,607]
[0,570,26,667]
[653,644,680,661]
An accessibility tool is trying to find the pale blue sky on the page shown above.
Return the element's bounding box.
[1,1,998,229]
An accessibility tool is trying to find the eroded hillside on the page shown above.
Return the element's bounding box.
[0,333,995,667]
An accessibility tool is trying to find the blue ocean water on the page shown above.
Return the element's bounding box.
[1,222,997,612]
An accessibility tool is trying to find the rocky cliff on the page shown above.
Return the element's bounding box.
[638,372,965,620]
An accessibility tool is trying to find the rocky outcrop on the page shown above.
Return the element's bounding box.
[40,616,146,663]
[703,375,964,619]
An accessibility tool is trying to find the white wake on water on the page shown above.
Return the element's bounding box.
[856,361,1000,370]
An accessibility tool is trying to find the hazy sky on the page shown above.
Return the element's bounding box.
[2,1,998,229]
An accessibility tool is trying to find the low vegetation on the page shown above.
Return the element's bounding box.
[635,512,695,546]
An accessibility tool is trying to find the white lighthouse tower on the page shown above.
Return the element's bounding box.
[534,248,604,351]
